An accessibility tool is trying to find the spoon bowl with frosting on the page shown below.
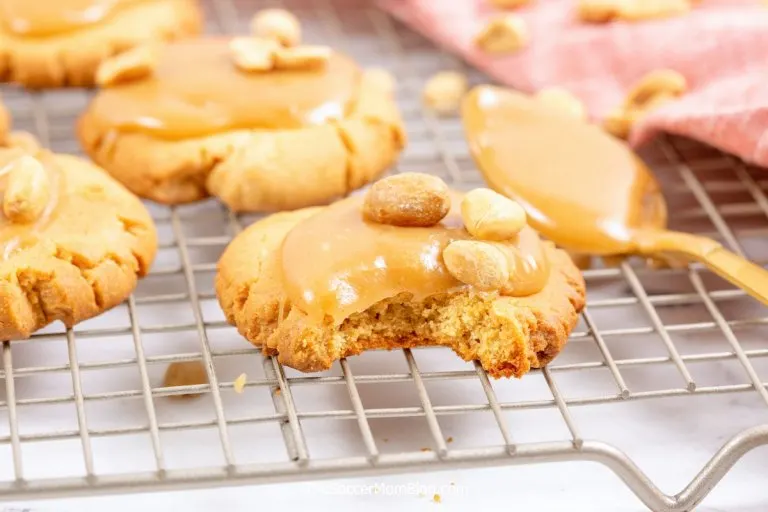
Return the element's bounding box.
[462,85,768,306]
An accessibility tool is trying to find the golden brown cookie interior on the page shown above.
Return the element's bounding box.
[86,38,362,140]
[282,194,550,324]
[1,0,149,37]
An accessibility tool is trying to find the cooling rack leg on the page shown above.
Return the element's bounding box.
[581,424,768,512]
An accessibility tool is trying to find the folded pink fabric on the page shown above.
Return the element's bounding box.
[377,0,768,166]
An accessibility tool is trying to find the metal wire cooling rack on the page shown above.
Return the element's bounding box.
[0,0,767,509]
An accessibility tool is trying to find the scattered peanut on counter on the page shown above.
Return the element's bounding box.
[475,14,529,53]
[422,71,468,115]
[577,0,693,23]
[487,0,533,9]
[233,373,247,393]
[603,69,687,139]
[366,67,396,95]
[163,361,209,399]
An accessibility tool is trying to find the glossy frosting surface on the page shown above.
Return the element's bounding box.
[280,194,550,323]
[1,0,146,37]
[87,39,361,140]
[462,86,667,255]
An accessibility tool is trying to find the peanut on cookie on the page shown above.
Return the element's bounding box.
[461,188,526,241]
[2,155,51,224]
[250,9,301,47]
[363,173,450,227]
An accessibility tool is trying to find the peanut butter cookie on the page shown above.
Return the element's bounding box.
[0,140,157,339]
[216,174,585,378]
[77,36,405,212]
[0,0,202,88]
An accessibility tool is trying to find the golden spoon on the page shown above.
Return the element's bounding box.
[462,85,768,306]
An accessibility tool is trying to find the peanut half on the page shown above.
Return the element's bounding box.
[577,0,622,22]
[578,0,692,23]
[366,67,396,95]
[422,71,468,115]
[2,155,51,224]
[623,69,687,111]
[230,37,280,72]
[95,44,157,87]
[461,188,527,241]
[250,9,301,47]
[363,173,451,227]
[163,361,208,399]
[443,240,510,291]
[7,131,41,155]
[619,0,691,21]
[488,0,533,9]
[604,69,687,138]
[475,15,529,54]
[535,87,587,121]
[233,373,247,394]
[274,45,331,70]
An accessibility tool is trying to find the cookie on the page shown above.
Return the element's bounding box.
[0,143,158,339]
[77,36,405,211]
[0,0,202,88]
[216,175,585,378]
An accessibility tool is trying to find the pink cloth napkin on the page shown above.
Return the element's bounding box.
[377,0,768,166]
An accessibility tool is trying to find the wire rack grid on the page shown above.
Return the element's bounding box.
[0,0,767,510]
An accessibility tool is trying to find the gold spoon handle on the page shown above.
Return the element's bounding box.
[636,230,768,307]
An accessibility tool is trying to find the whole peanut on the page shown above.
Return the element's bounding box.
[250,9,301,47]
[363,173,451,227]
[2,156,51,224]
[461,188,527,241]
[443,240,510,291]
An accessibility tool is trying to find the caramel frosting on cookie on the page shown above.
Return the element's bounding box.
[0,0,148,37]
[281,189,550,325]
[86,38,361,140]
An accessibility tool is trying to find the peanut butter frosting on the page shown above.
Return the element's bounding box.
[280,194,550,324]
[86,39,361,140]
[462,85,666,255]
[0,0,147,37]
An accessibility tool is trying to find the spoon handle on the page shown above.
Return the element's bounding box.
[637,230,768,307]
